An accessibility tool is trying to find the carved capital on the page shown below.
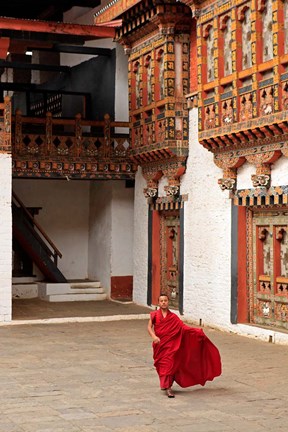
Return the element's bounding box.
[164,177,180,197]
[143,187,158,198]
[214,156,244,191]
[142,168,161,200]
[251,174,270,188]
[218,178,236,191]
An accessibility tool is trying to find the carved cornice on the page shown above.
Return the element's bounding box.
[245,151,282,166]
[199,111,288,154]
[115,0,192,44]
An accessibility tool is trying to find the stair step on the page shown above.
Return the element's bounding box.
[38,282,106,302]
[43,293,107,302]
[70,281,102,289]
[13,283,38,299]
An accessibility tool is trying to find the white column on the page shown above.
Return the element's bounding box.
[0,154,12,321]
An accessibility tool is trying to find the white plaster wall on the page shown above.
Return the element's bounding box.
[158,176,168,197]
[0,154,12,321]
[111,182,134,275]
[133,168,149,305]
[236,156,288,189]
[13,179,90,280]
[271,156,288,185]
[88,181,112,292]
[181,108,232,328]
[237,162,255,189]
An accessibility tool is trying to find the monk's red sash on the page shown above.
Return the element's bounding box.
[151,309,222,387]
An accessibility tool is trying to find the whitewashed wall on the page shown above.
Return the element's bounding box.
[88,180,134,293]
[88,181,112,292]
[181,108,232,328]
[271,157,288,185]
[234,156,288,189]
[133,168,149,305]
[13,179,90,280]
[111,182,134,276]
[237,163,255,190]
[0,154,12,321]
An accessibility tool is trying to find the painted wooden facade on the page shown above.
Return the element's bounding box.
[95,0,288,331]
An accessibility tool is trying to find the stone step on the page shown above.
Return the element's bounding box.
[69,281,102,289]
[38,281,106,302]
[43,293,107,302]
[12,283,38,299]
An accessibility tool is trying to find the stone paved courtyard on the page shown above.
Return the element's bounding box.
[0,310,288,431]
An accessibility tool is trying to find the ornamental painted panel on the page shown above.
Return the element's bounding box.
[250,209,288,330]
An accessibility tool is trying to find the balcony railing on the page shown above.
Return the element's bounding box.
[11,110,136,179]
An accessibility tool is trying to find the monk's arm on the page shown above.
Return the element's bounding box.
[147,318,160,343]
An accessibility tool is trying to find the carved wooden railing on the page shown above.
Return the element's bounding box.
[12,110,136,179]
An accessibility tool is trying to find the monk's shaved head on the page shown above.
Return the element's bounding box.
[158,293,169,301]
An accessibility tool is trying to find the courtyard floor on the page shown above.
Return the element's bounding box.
[1,300,287,431]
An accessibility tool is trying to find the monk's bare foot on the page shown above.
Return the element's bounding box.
[166,388,175,398]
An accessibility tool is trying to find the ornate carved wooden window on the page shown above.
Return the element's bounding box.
[145,55,152,106]
[133,61,141,109]
[240,93,253,121]
[204,24,215,82]
[260,0,273,62]
[241,8,252,69]
[156,49,165,100]
[205,104,216,129]
[222,99,234,124]
[260,86,274,115]
[221,17,232,76]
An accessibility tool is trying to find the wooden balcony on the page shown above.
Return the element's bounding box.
[9,107,137,180]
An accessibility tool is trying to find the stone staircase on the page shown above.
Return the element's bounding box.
[38,280,107,302]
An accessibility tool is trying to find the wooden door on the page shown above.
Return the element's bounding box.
[251,210,288,329]
[160,211,180,310]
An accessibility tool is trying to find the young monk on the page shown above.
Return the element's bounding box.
[147,293,222,398]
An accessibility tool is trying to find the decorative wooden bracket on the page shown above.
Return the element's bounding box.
[246,151,281,189]
[214,155,245,191]
[142,168,163,199]
[162,161,186,197]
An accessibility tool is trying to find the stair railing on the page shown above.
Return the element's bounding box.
[12,191,62,265]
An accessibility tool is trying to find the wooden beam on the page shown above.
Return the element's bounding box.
[0,17,116,39]
[0,38,10,60]
[0,60,70,72]
[30,44,112,56]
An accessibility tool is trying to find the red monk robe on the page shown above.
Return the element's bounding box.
[150,309,222,389]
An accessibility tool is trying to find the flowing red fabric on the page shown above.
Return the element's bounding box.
[151,309,222,388]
